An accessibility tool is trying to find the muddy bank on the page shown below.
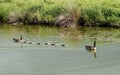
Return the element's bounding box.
[1,14,119,28]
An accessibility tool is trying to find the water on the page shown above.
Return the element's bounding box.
[0,25,120,75]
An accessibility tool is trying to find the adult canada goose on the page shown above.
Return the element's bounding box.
[50,41,58,46]
[28,41,35,44]
[51,43,56,46]
[85,41,97,58]
[20,36,22,40]
[13,36,22,43]
[36,41,43,46]
[13,38,19,43]
[44,41,50,46]
[37,42,41,45]
[19,36,27,43]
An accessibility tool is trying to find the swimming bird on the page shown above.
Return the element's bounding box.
[37,42,41,45]
[61,43,68,47]
[13,36,22,43]
[13,38,19,43]
[20,36,26,43]
[13,36,26,43]
[20,36,22,40]
[44,41,50,46]
[50,41,58,47]
[85,41,97,58]
[28,41,35,44]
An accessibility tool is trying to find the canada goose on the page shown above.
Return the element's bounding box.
[13,36,22,43]
[85,41,97,58]
[20,36,26,43]
[19,36,28,43]
[13,36,26,43]
[85,41,96,50]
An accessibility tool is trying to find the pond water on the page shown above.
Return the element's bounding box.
[0,25,120,75]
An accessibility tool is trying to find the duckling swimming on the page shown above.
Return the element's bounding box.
[20,36,27,43]
[13,38,20,43]
[50,41,58,47]
[85,41,97,58]
[85,41,96,51]
[61,44,68,47]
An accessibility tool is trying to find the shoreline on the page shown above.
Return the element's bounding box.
[0,0,120,28]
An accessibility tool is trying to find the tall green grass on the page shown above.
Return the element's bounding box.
[0,0,120,27]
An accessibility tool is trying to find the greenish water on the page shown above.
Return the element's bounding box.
[0,25,120,75]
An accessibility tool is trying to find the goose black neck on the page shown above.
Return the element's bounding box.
[20,36,22,40]
[94,41,96,47]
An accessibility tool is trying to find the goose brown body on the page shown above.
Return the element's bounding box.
[13,38,20,42]
[85,41,96,50]
[85,46,96,52]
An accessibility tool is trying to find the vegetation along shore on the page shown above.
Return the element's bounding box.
[0,0,120,28]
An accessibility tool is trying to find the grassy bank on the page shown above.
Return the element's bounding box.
[0,0,120,27]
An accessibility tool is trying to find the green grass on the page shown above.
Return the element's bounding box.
[0,0,120,27]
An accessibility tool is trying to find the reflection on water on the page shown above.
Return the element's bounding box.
[86,49,97,58]
[0,25,120,75]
